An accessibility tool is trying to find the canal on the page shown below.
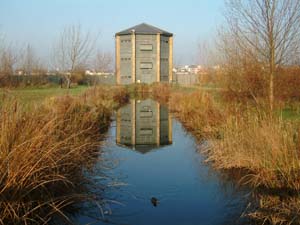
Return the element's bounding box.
[77,99,249,225]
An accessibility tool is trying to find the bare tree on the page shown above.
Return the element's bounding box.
[20,44,43,75]
[224,0,300,110]
[0,45,18,76]
[53,24,97,88]
[94,50,113,73]
[197,40,210,67]
[197,39,221,67]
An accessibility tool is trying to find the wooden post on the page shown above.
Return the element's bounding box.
[169,36,173,83]
[115,36,121,84]
[131,32,136,83]
[156,33,161,82]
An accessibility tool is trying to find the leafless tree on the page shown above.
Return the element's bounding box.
[53,24,97,88]
[197,39,221,67]
[94,50,113,73]
[224,0,300,110]
[0,44,18,76]
[20,44,43,75]
[197,40,210,67]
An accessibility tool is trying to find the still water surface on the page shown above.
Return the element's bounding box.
[78,99,248,225]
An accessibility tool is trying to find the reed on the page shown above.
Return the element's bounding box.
[151,83,171,103]
[0,86,129,224]
[168,90,224,139]
[167,89,300,224]
[210,113,300,190]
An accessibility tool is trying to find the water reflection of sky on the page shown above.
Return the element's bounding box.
[77,99,249,225]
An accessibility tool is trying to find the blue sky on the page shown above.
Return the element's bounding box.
[0,0,224,65]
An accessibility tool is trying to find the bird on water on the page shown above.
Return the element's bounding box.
[151,197,159,207]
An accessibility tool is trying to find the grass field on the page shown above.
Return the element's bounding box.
[0,85,90,105]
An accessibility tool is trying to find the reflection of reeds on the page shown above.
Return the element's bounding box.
[168,89,300,224]
[0,86,129,224]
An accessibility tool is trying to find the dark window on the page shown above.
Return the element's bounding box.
[121,57,131,61]
[140,128,153,136]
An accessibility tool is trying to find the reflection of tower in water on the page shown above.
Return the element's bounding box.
[116,99,172,153]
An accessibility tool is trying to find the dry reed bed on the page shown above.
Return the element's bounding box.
[168,89,300,224]
[168,91,224,139]
[0,86,129,224]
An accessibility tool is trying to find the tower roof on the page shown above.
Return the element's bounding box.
[115,23,173,37]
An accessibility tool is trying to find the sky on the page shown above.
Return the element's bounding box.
[0,0,225,67]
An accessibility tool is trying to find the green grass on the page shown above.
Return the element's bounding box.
[0,85,89,105]
[280,108,300,120]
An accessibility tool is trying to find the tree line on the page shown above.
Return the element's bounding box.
[0,24,113,88]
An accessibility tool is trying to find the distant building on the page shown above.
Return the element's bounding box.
[15,69,24,76]
[85,70,113,76]
[188,65,202,74]
[115,23,173,84]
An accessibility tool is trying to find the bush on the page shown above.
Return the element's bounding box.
[275,66,300,101]
[0,75,63,88]
[221,62,268,102]
[221,64,300,105]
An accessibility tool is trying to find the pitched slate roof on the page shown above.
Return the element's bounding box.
[116,23,173,37]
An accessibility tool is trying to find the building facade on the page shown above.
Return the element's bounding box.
[115,23,173,84]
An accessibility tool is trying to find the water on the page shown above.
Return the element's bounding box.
[77,99,249,225]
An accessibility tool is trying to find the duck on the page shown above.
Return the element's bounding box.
[151,197,159,207]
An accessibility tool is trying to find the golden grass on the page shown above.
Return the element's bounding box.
[210,114,300,190]
[167,88,300,224]
[151,83,171,103]
[168,90,224,139]
[0,86,129,224]
[248,194,300,225]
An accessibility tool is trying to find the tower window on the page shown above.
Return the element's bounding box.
[140,44,153,51]
[140,62,153,69]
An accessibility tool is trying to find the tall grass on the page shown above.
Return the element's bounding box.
[167,89,300,224]
[212,114,300,188]
[151,83,171,103]
[0,86,129,224]
[168,90,224,139]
